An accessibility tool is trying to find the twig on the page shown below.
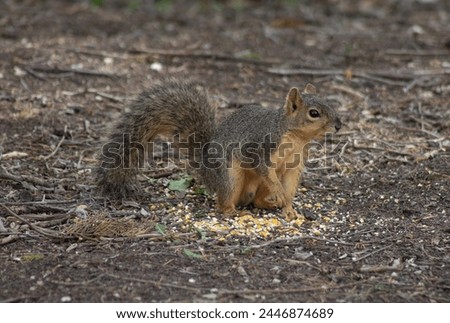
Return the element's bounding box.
[385,49,450,56]
[267,67,450,83]
[221,235,353,250]
[0,296,30,303]
[0,200,77,205]
[28,66,118,78]
[352,143,415,157]
[352,244,393,262]
[268,67,344,77]
[87,89,125,103]
[149,171,174,179]
[40,125,67,160]
[66,48,130,60]
[425,168,450,179]
[219,280,369,295]
[128,48,281,66]
[0,166,55,189]
[359,264,402,273]
[0,204,67,239]
[0,235,20,245]
[0,165,37,191]
[283,258,322,271]
[330,84,365,99]
[65,46,282,66]
[32,216,71,228]
[267,68,409,85]
[23,66,47,81]
[13,213,69,221]
[49,274,104,286]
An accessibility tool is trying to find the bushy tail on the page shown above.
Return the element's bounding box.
[95,79,216,199]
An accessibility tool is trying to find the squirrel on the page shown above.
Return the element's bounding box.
[96,79,341,220]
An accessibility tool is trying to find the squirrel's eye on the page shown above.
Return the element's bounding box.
[309,109,320,118]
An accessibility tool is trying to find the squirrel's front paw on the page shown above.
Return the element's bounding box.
[282,205,301,221]
[219,205,238,217]
[264,192,286,208]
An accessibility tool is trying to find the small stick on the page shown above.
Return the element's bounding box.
[268,67,450,81]
[0,166,37,191]
[0,204,67,239]
[128,48,281,66]
[87,89,125,103]
[330,84,365,99]
[23,67,47,81]
[28,66,118,78]
[40,125,67,160]
[0,199,77,205]
[219,280,369,295]
[352,143,416,157]
[385,49,450,56]
[220,235,353,250]
[0,235,20,245]
[352,244,393,262]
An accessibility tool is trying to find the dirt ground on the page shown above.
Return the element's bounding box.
[0,0,449,302]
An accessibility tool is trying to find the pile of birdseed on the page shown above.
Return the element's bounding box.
[162,186,348,240]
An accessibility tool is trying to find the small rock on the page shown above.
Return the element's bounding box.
[104,57,114,64]
[66,243,78,252]
[202,293,217,300]
[14,66,26,76]
[150,62,163,72]
[303,209,318,221]
[295,251,313,260]
[0,218,7,233]
[72,205,88,219]
[61,296,72,302]
[409,24,424,35]
[237,265,248,278]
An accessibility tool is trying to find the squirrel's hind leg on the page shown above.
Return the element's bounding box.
[238,170,262,206]
[216,163,246,216]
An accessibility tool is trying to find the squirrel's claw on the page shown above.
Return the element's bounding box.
[282,205,301,221]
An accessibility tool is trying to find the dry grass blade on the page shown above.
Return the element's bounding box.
[63,213,155,239]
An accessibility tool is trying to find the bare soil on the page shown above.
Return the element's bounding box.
[0,0,449,302]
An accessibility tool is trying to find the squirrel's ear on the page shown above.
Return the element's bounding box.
[303,83,317,95]
[285,87,302,114]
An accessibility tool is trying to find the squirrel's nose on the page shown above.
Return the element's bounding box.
[335,119,342,132]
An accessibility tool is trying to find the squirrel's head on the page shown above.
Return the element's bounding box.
[283,84,341,140]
